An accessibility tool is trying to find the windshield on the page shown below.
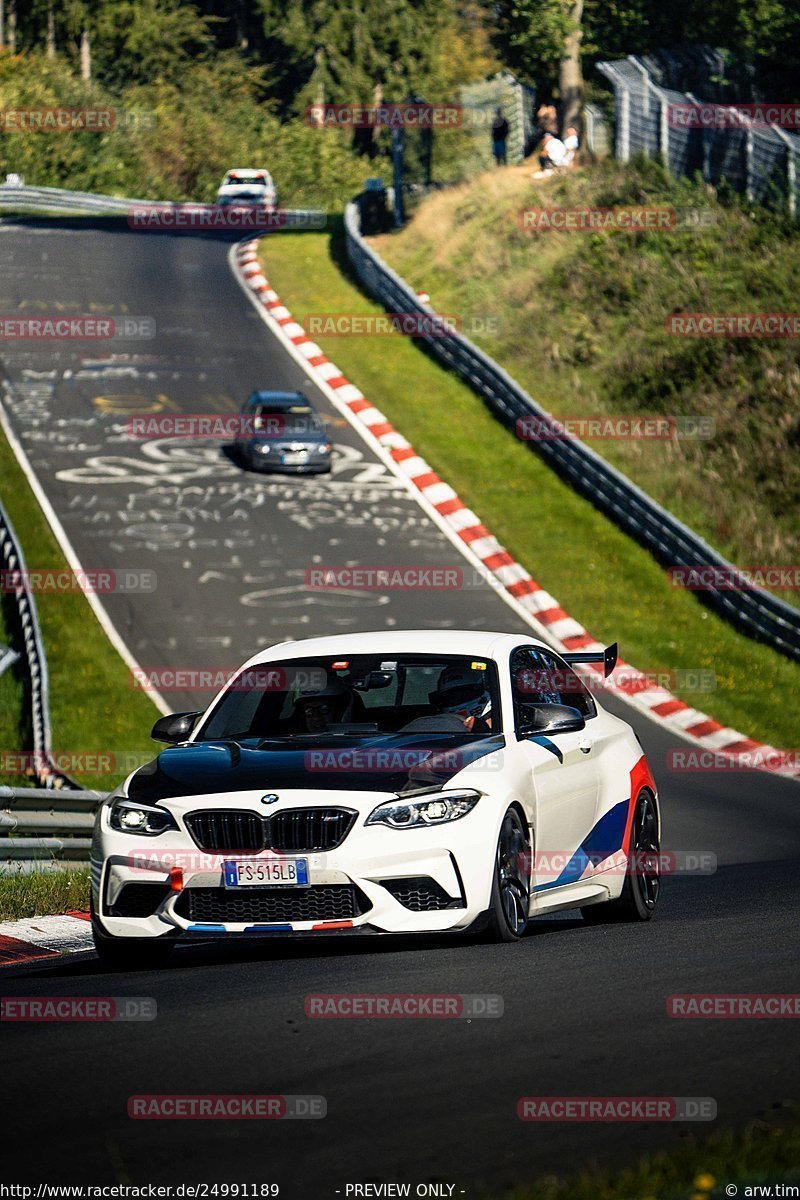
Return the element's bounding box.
[251,406,321,436]
[197,654,501,743]
[224,172,268,186]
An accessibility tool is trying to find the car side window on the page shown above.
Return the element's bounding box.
[510,646,596,737]
[549,650,597,719]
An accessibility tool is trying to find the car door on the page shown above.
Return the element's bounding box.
[509,646,600,893]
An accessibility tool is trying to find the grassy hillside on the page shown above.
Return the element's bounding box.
[370,158,800,601]
[261,228,799,750]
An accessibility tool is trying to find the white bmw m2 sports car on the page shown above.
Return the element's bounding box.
[91,630,661,967]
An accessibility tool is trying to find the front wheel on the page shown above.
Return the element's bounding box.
[582,790,660,924]
[487,809,531,942]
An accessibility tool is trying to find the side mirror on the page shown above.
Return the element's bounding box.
[151,710,202,744]
[519,703,585,737]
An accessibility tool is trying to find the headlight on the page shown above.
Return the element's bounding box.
[109,798,178,836]
[317,443,332,455]
[257,443,271,455]
[365,789,480,829]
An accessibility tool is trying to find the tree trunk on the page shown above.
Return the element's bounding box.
[0,0,5,51]
[8,0,16,54]
[46,4,56,57]
[80,27,91,81]
[559,0,583,134]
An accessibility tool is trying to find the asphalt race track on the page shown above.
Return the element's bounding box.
[1,219,799,1195]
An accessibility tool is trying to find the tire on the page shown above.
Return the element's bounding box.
[91,896,175,970]
[582,790,660,924]
[487,808,531,942]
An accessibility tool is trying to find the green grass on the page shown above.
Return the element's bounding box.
[369,158,800,596]
[0,866,90,921]
[505,1106,800,1200]
[0,430,159,791]
[259,226,800,750]
[0,591,29,788]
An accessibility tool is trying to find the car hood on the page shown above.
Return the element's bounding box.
[128,734,505,802]
[248,431,327,444]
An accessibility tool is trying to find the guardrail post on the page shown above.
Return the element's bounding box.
[745,128,755,201]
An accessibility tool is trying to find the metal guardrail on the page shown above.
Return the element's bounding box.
[0,501,80,788]
[0,183,147,214]
[0,786,103,872]
[343,197,800,661]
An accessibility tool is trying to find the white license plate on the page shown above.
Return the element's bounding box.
[223,859,309,887]
[282,451,308,464]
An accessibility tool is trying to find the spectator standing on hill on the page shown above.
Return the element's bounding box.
[491,108,510,166]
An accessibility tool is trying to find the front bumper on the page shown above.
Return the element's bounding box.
[92,793,498,942]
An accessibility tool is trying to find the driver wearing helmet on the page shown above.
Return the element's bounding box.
[430,663,493,733]
[290,675,356,734]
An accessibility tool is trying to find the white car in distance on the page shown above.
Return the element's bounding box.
[216,168,277,208]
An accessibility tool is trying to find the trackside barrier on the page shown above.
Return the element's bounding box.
[343,197,800,662]
[0,501,79,788]
[0,183,144,214]
[595,56,800,218]
[0,786,104,873]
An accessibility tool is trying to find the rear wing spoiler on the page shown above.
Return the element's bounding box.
[562,642,618,677]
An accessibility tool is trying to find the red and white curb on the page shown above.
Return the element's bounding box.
[230,238,799,782]
[0,911,92,966]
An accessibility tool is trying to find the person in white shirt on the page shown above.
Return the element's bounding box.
[562,127,580,165]
[539,133,567,171]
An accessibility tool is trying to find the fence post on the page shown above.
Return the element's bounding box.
[619,87,630,162]
[786,148,797,219]
[744,127,754,201]
[659,95,669,167]
[585,105,595,154]
[772,127,798,219]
